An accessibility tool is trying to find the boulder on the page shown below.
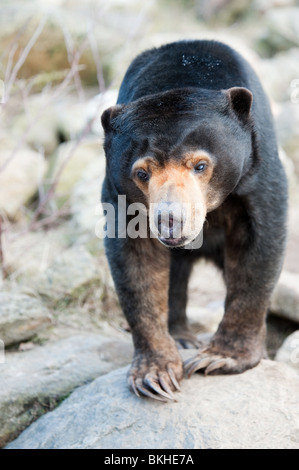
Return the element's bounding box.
[255,7,299,57]
[11,94,60,155]
[83,89,119,137]
[0,142,47,219]
[271,271,299,323]
[258,49,299,102]
[283,206,299,273]
[0,334,133,448]
[6,359,299,449]
[34,245,102,302]
[195,0,251,24]
[7,89,117,156]
[187,304,223,334]
[275,330,299,373]
[188,260,226,308]
[277,147,297,194]
[2,226,70,278]
[71,155,106,235]
[0,292,51,346]
[51,138,101,203]
[264,7,299,47]
[275,103,299,176]
[0,1,157,89]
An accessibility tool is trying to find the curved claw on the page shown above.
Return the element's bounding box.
[205,358,227,375]
[183,356,195,369]
[183,348,208,367]
[144,376,176,401]
[158,374,177,398]
[135,378,168,402]
[185,356,212,378]
[128,376,140,397]
[167,367,181,391]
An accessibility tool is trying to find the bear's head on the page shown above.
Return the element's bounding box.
[102,87,255,248]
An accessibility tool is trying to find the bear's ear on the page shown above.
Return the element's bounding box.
[101,105,124,133]
[225,87,253,121]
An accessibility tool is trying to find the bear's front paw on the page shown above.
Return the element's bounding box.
[184,342,263,377]
[127,351,183,402]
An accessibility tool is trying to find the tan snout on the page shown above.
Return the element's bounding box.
[148,170,206,248]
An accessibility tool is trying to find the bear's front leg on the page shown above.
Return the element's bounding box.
[105,235,183,401]
[185,201,286,377]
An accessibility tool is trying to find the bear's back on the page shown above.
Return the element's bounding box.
[118,41,258,102]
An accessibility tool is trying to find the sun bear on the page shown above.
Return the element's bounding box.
[101,40,288,401]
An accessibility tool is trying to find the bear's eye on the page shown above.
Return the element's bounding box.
[194,162,207,173]
[136,169,150,182]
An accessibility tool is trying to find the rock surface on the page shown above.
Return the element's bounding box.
[0,144,47,219]
[271,271,299,323]
[0,334,133,448]
[259,48,299,102]
[275,330,299,373]
[52,138,101,202]
[276,103,299,176]
[265,7,299,47]
[34,245,102,302]
[0,292,51,346]
[6,359,299,449]
[11,94,59,155]
[71,156,106,235]
[2,226,70,278]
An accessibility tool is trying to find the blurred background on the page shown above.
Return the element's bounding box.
[0,0,299,446]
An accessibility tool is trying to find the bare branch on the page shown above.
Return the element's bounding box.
[5,16,47,101]
[29,106,97,227]
[0,43,88,174]
[87,25,106,94]
[0,15,33,66]
[29,205,71,231]
[4,43,18,87]
[58,15,85,101]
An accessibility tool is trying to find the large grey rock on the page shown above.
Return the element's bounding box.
[0,292,51,346]
[276,103,299,176]
[187,304,223,334]
[259,49,299,102]
[0,141,47,219]
[256,7,299,57]
[71,156,106,235]
[11,94,60,155]
[6,359,299,449]
[51,138,101,204]
[271,271,299,323]
[35,245,102,302]
[2,226,70,278]
[277,147,297,194]
[195,0,251,24]
[83,89,118,137]
[265,7,299,47]
[0,3,123,86]
[0,334,133,448]
[275,330,299,373]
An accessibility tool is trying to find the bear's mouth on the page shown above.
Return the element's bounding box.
[158,236,188,248]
